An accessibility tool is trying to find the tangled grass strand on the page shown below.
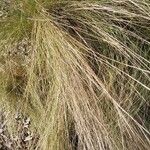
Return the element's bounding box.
[0,0,150,150]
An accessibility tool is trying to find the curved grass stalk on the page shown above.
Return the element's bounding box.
[0,0,150,150]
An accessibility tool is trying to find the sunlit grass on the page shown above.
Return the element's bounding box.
[0,0,150,149]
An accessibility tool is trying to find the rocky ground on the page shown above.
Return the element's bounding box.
[0,112,39,150]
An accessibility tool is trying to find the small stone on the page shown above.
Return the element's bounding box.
[0,128,3,134]
[24,136,32,142]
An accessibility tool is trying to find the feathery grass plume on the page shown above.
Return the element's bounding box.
[0,0,150,149]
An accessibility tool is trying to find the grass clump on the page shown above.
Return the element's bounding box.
[0,0,150,150]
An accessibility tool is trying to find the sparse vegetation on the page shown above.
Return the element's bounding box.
[0,0,150,150]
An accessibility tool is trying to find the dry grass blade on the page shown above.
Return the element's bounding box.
[0,0,150,150]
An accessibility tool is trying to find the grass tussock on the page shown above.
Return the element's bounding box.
[0,0,150,149]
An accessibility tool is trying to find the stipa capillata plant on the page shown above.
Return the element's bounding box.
[0,0,150,150]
